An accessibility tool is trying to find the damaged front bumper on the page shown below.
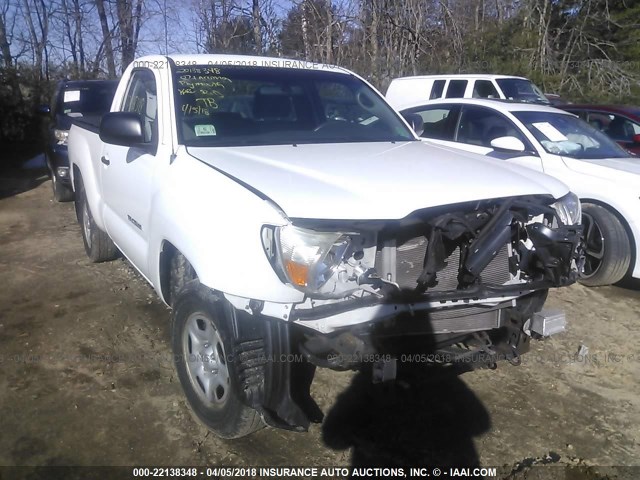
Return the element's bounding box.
[279,196,582,331]
[227,195,584,432]
[237,195,584,368]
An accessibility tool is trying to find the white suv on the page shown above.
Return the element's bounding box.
[386,74,550,107]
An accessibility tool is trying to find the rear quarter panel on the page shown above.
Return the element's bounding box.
[68,124,107,230]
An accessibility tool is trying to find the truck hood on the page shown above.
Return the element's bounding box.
[188,141,569,220]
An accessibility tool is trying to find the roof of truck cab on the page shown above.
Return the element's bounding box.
[391,74,528,81]
[135,54,352,75]
[396,98,577,115]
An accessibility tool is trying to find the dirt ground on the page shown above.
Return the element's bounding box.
[1,153,639,479]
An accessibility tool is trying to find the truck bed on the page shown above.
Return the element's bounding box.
[71,115,103,134]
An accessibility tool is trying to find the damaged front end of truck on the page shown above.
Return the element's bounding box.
[231,193,584,431]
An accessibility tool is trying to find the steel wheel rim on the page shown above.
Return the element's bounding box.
[182,312,230,407]
[582,212,605,278]
[82,201,92,249]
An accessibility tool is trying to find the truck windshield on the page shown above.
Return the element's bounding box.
[496,78,549,105]
[514,111,631,159]
[172,64,415,146]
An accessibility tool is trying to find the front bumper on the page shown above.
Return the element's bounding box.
[228,201,584,433]
[46,144,71,185]
[290,280,561,333]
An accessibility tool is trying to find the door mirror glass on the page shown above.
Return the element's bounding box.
[490,136,526,152]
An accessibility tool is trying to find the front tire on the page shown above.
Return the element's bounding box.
[76,175,118,262]
[579,203,631,287]
[172,281,263,439]
[50,168,74,202]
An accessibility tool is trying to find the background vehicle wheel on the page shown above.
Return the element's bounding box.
[172,281,263,439]
[76,176,118,262]
[50,167,74,202]
[579,203,631,287]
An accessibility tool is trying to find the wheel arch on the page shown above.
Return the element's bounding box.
[72,164,83,221]
[158,240,199,306]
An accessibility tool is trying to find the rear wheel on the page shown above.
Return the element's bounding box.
[579,203,631,287]
[172,281,263,439]
[76,175,118,262]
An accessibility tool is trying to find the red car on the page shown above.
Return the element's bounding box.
[561,105,640,154]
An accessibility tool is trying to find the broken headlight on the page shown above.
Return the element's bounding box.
[552,192,582,226]
[264,225,350,293]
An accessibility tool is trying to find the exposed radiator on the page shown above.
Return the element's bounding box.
[375,236,511,290]
[429,304,506,333]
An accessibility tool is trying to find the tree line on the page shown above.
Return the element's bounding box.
[2,0,639,143]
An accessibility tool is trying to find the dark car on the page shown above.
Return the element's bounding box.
[38,80,118,201]
[560,105,640,155]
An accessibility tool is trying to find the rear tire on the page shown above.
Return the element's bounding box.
[76,175,119,263]
[579,203,631,287]
[172,281,263,439]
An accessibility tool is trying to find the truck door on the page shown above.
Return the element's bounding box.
[100,68,159,277]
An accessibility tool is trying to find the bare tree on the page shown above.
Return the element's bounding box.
[59,0,87,77]
[21,0,51,80]
[116,0,144,70]
[281,0,340,63]
[194,0,256,53]
[300,0,310,59]
[0,1,15,68]
[252,0,262,53]
[95,0,116,76]
[259,0,281,53]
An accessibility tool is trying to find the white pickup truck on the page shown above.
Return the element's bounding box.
[68,54,583,439]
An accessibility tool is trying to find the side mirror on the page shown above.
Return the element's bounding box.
[632,133,640,144]
[490,136,526,153]
[402,112,424,137]
[37,104,51,115]
[100,112,144,146]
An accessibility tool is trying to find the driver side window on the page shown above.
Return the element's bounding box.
[596,113,640,142]
[403,105,461,141]
[121,69,158,144]
[456,106,527,148]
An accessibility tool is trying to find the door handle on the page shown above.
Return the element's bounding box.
[101,156,110,165]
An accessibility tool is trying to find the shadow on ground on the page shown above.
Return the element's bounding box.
[0,145,48,200]
[322,365,490,469]
[615,275,640,292]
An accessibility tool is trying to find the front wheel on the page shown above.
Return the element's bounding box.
[50,168,74,202]
[579,203,631,287]
[172,281,263,439]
